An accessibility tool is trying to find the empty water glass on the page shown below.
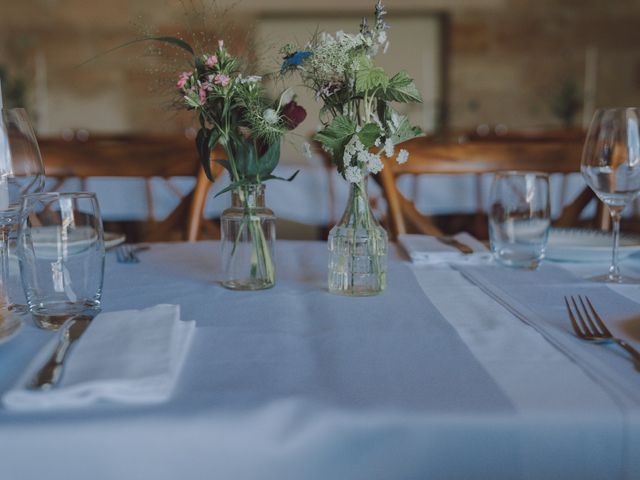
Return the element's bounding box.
[17,192,104,330]
[489,171,550,269]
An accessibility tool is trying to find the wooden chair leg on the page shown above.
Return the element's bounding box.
[187,169,213,242]
[397,194,444,237]
[375,165,406,240]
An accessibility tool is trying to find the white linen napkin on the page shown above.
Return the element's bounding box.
[3,304,195,410]
[398,233,492,265]
[455,264,640,406]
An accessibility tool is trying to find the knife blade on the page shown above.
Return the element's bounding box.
[28,315,94,390]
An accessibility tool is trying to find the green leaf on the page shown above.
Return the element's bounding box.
[257,142,281,177]
[263,170,300,182]
[196,128,220,182]
[76,35,194,67]
[383,71,423,103]
[312,115,357,164]
[148,36,195,55]
[214,159,233,176]
[357,123,381,148]
[214,180,250,198]
[386,109,424,145]
[354,56,389,95]
[356,67,389,95]
[229,137,257,179]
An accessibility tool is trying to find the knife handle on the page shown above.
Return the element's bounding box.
[437,236,474,254]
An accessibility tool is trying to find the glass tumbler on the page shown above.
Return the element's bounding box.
[17,192,105,330]
[489,171,551,269]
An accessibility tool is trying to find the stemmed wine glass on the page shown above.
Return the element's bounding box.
[0,108,45,336]
[581,107,640,283]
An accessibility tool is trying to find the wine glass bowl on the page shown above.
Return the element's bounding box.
[0,108,45,336]
[1,108,45,221]
[581,107,640,283]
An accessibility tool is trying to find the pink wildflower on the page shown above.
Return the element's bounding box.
[205,55,218,68]
[199,87,207,103]
[176,71,192,89]
[214,74,230,87]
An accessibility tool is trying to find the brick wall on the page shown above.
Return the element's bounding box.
[2,0,639,136]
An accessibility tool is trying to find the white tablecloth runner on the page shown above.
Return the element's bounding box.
[0,241,638,479]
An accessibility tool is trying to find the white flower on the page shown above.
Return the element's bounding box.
[384,138,394,158]
[263,108,279,125]
[377,30,387,45]
[343,134,365,167]
[302,142,313,159]
[396,148,409,164]
[279,87,295,105]
[366,154,383,174]
[319,32,335,45]
[238,74,262,84]
[374,137,382,147]
[345,165,363,183]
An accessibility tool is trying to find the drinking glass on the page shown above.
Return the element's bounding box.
[582,108,640,283]
[17,192,104,330]
[489,171,551,269]
[0,108,45,335]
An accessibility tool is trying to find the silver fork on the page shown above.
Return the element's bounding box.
[116,244,149,264]
[564,295,640,370]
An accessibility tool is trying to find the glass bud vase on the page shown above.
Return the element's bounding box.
[328,175,388,296]
[221,184,276,290]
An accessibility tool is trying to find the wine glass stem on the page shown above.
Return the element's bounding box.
[609,208,623,281]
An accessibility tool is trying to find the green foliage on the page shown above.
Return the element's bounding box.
[384,71,422,103]
[355,66,388,95]
[0,66,27,109]
[313,115,357,164]
[550,79,582,128]
[386,109,423,145]
[196,128,221,182]
[357,122,381,148]
[281,2,424,180]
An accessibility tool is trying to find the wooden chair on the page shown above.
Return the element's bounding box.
[40,134,225,242]
[375,137,602,240]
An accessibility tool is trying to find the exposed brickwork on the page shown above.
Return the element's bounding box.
[1,0,639,134]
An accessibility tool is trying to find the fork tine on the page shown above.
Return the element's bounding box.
[564,296,584,337]
[584,296,612,337]
[578,295,602,336]
[570,296,593,336]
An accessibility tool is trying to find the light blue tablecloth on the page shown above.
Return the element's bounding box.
[0,241,637,479]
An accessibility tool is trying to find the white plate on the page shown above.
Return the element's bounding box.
[104,231,126,250]
[545,228,640,262]
[25,227,125,253]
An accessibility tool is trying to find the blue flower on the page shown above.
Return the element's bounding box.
[281,51,312,72]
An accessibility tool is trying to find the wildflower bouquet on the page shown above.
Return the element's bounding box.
[280,1,423,295]
[280,1,422,183]
[172,38,306,289]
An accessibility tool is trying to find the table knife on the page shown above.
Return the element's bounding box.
[27,315,94,390]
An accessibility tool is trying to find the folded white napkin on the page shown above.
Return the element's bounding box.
[398,233,492,265]
[3,304,195,410]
